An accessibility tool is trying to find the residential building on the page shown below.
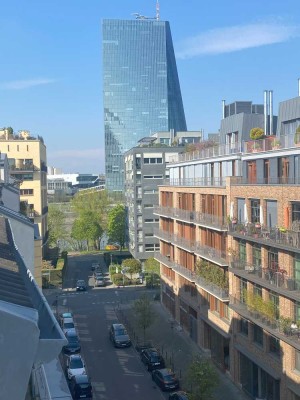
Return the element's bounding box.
[0,130,47,283]
[102,17,187,192]
[0,166,67,399]
[155,91,300,400]
[47,173,105,197]
[125,143,182,263]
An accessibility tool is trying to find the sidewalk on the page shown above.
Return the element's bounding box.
[118,300,249,400]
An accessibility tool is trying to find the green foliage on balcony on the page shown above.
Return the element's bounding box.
[244,290,276,321]
[195,260,229,290]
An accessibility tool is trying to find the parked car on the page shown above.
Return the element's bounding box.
[169,391,189,400]
[69,374,92,399]
[61,317,75,334]
[91,263,100,271]
[109,323,131,348]
[94,277,106,287]
[63,329,81,354]
[152,368,179,391]
[66,354,86,380]
[140,347,165,371]
[94,271,104,279]
[76,279,86,291]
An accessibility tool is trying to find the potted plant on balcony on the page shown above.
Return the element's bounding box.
[250,127,264,140]
[271,139,281,150]
[279,316,293,334]
[255,222,261,229]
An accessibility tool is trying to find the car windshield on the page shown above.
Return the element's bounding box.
[64,322,74,329]
[164,374,175,382]
[70,358,83,369]
[77,281,85,285]
[115,328,127,335]
[150,354,160,362]
[79,384,90,389]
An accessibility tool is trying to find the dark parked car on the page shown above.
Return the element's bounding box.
[109,323,131,348]
[69,374,92,399]
[63,329,81,354]
[152,368,179,391]
[76,279,86,291]
[169,391,189,400]
[140,347,165,371]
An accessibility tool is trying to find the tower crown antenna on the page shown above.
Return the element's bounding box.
[156,1,160,20]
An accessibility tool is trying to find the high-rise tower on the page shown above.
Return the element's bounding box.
[102,18,187,191]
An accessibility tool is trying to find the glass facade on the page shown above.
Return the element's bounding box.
[102,19,187,191]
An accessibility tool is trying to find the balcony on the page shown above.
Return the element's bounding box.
[229,258,300,301]
[162,177,226,187]
[228,222,300,253]
[10,164,38,172]
[172,233,196,252]
[194,243,228,266]
[172,263,229,301]
[153,227,172,242]
[153,206,227,231]
[230,296,300,351]
[154,252,174,269]
[231,176,300,185]
[168,142,242,164]
[244,132,300,155]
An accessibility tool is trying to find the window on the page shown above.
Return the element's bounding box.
[294,302,300,323]
[145,244,160,252]
[240,278,247,303]
[223,304,229,320]
[253,285,262,298]
[238,240,246,262]
[253,325,263,346]
[144,204,153,208]
[269,336,280,357]
[294,254,300,288]
[250,199,260,223]
[143,157,163,164]
[20,189,34,195]
[240,318,248,336]
[269,291,279,319]
[143,175,163,179]
[268,248,278,270]
[252,245,261,269]
[145,233,154,237]
[144,189,158,194]
[237,198,245,222]
[266,200,278,228]
[292,202,300,222]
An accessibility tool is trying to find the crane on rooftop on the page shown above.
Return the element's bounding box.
[132,1,160,21]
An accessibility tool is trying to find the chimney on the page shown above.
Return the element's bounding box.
[264,90,268,135]
[269,90,273,136]
[222,100,226,119]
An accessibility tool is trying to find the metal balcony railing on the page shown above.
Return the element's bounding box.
[229,258,300,297]
[230,295,300,350]
[228,222,300,252]
[194,242,228,266]
[153,206,227,230]
[163,177,226,187]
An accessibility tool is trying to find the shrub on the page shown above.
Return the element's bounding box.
[250,127,264,140]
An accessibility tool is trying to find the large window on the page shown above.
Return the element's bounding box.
[292,202,300,222]
[239,240,246,262]
[295,350,300,372]
[237,198,245,223]
[252,245,261,269]
[269,336,280,357]
[250,199,260,223]
[266,200,278,228]
[240,278,247,303]
[240,318,248,336]
[253,325,263,346]
[294,254,300,289]
[269,291,279,319]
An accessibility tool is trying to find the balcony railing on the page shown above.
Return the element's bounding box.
[231,176,300,185]
[229,258,300,299]
[153,227,172,242]
[154,206,227,231]
[155,253,229,300]
[228,222,300,252]
[194,242,228,266]
[230,295,300,350]
[172,263,229,301]
[168,142,243,164]
[172,233,196,252]
[163,177,226,187]
[244,132,300,155]
[10,164,38,172]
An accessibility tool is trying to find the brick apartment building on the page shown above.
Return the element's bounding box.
[155,94,300,400]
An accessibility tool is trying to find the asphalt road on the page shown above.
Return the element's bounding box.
[49,253,167,400]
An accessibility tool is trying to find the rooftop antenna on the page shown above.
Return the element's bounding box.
[156,1,160,20]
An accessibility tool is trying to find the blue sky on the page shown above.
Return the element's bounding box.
[1,0,300,173]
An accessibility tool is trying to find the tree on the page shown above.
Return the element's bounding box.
[5,127,13,135]
[71,212,103,250]
[48,204,67,247]
[144,257,160,287]
[122,258,142,279]
[186,357,219,400]
[107,204,126,249]
[72,190,110,231]
[134,294,155,345]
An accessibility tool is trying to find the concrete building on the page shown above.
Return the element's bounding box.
[0,131,47,284]
[155,91,300,399]
[0,160,67,399]
[102,17,187,191]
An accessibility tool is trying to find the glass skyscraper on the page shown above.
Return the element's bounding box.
[102,19,187,191]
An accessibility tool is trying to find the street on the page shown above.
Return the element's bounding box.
[46,253,166,400]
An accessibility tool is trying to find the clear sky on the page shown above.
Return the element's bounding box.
[1,0,300,173]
